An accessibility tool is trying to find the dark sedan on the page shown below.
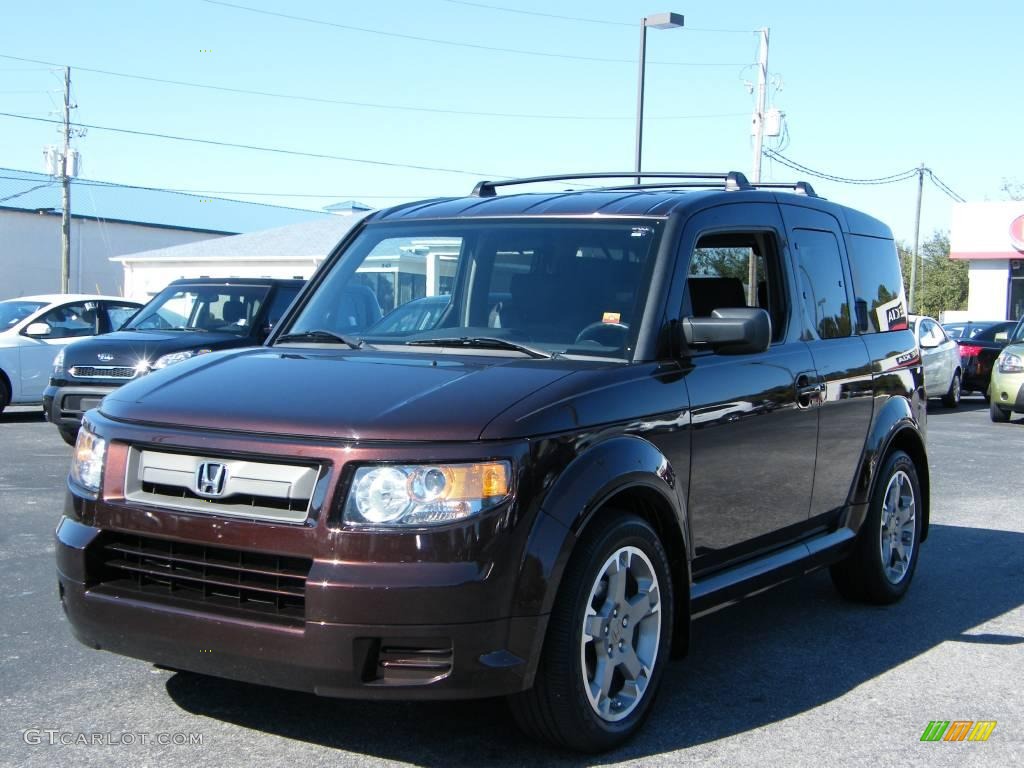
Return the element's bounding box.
[949,320,1019,395]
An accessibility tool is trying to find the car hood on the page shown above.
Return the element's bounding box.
[1000,342,1024,358]
[100,347,579,441]
[63,330,252,367]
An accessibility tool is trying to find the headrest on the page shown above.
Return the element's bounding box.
[222,301,245,324]
[688,277,746,317]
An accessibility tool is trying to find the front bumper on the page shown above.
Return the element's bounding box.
[990,368,1024,413]
[44,384,119,428]
[56,513,548,700]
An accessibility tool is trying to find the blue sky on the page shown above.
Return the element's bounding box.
[1,0,1021,243]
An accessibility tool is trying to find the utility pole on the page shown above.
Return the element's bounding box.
[60,65,72,294]
[908,164,924,313]
[748,27,769,303]
[750,27,770,185]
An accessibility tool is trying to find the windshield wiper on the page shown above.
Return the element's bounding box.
[405,336,553,359]
[276,329,365,349]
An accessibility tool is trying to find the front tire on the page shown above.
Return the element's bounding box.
[0,377,9,416]
[941,371,961,408]
[831,450,922,604]
[508,513,674,752]
[990,401,1011,422]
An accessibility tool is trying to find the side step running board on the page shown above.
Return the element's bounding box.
[690,528,856,615]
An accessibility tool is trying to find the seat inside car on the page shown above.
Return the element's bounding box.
[688,276,748,316]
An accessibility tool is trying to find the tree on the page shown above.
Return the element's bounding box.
[1001,178,1024,201]
[897,231,968,319]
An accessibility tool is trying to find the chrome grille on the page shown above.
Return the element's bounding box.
[95,532,311,624]
[124,448,320,524]
[70,365,138,379]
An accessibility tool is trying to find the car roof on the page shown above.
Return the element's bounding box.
[165,277,305,287]
[368,178,892,238]
[0,293,139,305]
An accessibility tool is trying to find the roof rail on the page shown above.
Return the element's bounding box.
[748,180,818,197]
[471,171,753,198]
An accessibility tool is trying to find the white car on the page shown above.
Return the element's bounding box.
[0,294,142,414]
[910,314,962,407]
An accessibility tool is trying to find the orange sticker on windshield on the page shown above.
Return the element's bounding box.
[602,312,621,324]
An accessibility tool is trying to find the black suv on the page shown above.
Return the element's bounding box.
[44,277,307,445]
[57,172,927,752]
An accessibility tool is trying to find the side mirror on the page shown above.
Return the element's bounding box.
[682,307,771,355]
[24,322,52,338]
[919,335,939,349]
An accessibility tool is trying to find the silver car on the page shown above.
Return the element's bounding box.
[0,294,142,414]
[910,314,961,407]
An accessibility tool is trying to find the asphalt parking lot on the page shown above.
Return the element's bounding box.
[2,399,1022,768]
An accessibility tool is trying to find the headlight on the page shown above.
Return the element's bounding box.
[152,348,212,370]
[343,461,511,527]
[998,352,1024,374]
[70,426,107,493]
[52,348,65,377]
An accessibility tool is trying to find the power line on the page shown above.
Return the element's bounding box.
[0,111,509,178]
[0,177,423,201]
[438,0,632,27]
[0,180,56,204]
[436,0,756,33]
[926,169,966,203]
[200,0,746,66]
[0,54,747,122]
[762,149,919,185]
[764,149,967,203]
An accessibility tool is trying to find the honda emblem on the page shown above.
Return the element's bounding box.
[195,462,228,497]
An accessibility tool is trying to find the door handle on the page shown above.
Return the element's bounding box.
[795,372,823,408]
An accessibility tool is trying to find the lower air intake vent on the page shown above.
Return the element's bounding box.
[94,532,311,626]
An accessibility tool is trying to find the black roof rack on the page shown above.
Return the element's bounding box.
[749,180,818,197]
[470,171,818,199]
[471,171,753,198]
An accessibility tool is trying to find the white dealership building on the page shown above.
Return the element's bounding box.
[949,202,1024,321]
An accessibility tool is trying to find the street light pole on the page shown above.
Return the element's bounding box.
[635,12,684,185]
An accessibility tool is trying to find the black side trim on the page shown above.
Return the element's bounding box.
[690,527,855,615]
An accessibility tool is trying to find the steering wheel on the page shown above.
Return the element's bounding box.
[574,321,629,347]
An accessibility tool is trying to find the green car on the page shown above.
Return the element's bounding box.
[990,317,1024,422]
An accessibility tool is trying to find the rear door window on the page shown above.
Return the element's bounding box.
[103,302,139,331]
[792,229,852,340]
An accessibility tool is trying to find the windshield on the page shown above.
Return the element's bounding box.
[0,300,46,330]
[125,284,270,334]
[1012,318,1024,344]
[279,219,663,360]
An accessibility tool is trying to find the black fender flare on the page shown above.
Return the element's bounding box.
[512,434,689,619]
[848,396,930,541]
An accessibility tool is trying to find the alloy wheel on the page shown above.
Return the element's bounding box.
[580,546,661,722]
[879,470,916,584]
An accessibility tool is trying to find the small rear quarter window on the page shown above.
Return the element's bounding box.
[845,234,908,333]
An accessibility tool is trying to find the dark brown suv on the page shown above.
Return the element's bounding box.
[56,172,928,752]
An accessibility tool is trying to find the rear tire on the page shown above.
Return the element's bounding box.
[508,513,674,752]
[990,401,1011,422]
[830,450,922,604]
[0,377,9,416]
[941,371,961,408]
[58,425,79,446]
